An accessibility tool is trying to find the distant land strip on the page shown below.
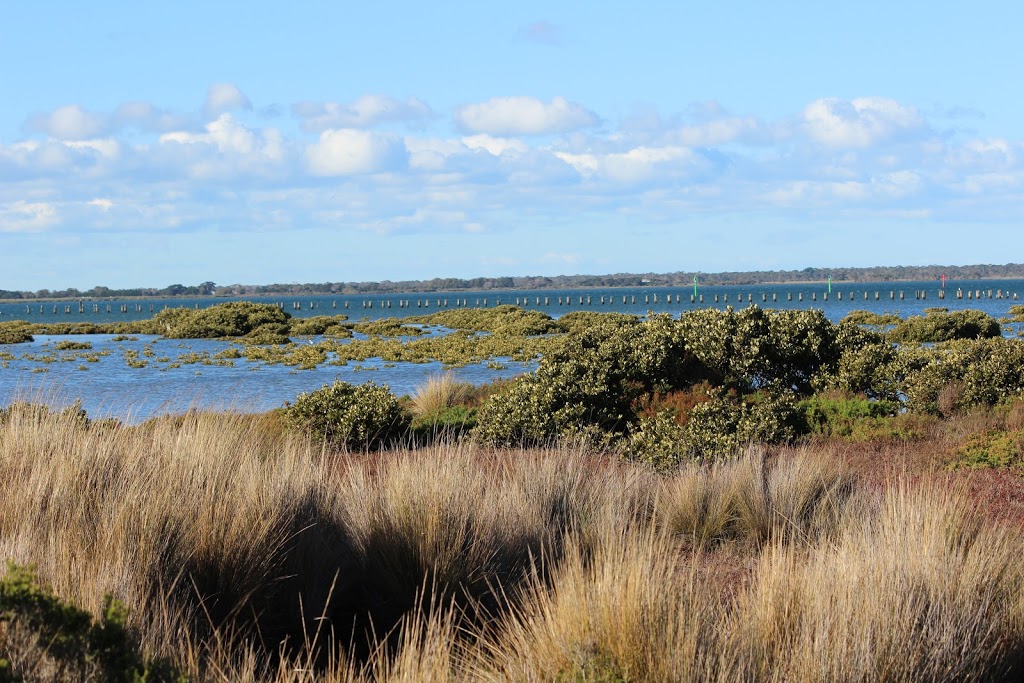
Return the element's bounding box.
[4,263,1024,301]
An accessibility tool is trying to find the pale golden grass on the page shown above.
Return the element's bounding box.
[2,404,1024,681]
[409,373,473,417]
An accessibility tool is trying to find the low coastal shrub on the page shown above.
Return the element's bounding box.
[0,563,181,682]
[352,318,425,337]
[283,380,409,450]
[888,309,1002,342]
[145,301,290,338]
[797,392,901,438]
[949,428,1024,469]
[902,338,1024,414]
[53,340,93,351]
[0,322,32,345]
[407,304,560,336]
[842,309,902,328]
[287,314,350,336]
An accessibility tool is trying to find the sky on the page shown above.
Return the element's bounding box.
[1,0,1022,291]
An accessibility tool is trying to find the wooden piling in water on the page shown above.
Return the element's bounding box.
[822,293,827,301]
[900,292,905,300]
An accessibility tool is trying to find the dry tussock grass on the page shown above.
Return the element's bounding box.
[409,373,474,417]
[2,404,1024,681]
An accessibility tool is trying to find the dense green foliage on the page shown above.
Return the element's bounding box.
[282,381,409,451]
[472,314,699,447]
[407,304,561,336]
[0,563,181,682]
[145,301,291,339]
[0,323,32,345]
[887,309,1002,342]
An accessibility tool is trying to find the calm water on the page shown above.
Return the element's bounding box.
[3,279,1023,422]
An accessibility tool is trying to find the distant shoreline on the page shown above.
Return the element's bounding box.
[3,263,1024,303]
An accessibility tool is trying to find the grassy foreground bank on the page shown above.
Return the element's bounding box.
[3,402,1024,681]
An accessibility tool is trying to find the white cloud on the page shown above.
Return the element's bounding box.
[803,97,924,148]
[460,134,529,156]
[88,198,114,211]
[25,105,107,140]
[203,83,252,119]
[674,116,763,147]
[65,138,122,159]
[455,96,597,135]
[293,95,432,132]
[556,145,698,183]
[0,201,59,232]
[305,129,408,176]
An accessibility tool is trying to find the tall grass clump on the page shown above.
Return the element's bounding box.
[726,482,1024,681]
[3,401,1024,681]
[409,373,473,417]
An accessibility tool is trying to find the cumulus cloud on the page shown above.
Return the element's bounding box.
[157,114,287,179]
[556,145,700,183]
[203,83,252,119]
[305,129,408,176]
[0,201,59,232]
[803,97,924,148]
[293,95,433,132]
[25,105,107,140]
[455,96,598,136]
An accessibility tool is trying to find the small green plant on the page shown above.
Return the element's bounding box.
[949,429,1024,469]
[797,393,901,438]
[283,380,409,450]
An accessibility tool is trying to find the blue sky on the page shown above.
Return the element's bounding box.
[2,1,1022,291]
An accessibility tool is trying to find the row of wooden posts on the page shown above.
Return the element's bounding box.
[20,288,1020,315]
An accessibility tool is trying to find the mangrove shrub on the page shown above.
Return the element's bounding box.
[283,380,409,451]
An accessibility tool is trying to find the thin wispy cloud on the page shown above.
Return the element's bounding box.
[517,21,564,46]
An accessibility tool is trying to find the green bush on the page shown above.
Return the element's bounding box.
[244,322,292,345]
[677,306,841,394]
[146,302,290,338]
[0,322,32,345]
[472,314,701,447]
[797,393,901,438]
[53,340,93,350]
[353,318,426,337]
[0,562,182,682]
[623,391,800,467]
[842,310,902,328]
[408,305,560,336]
[282,381,409,451]
[815,323,905,401]
[948,429,1024,469]
[887,310,1001,343]
[411,405,478,442]
[901,338,1024,414]
[288,315,350,336]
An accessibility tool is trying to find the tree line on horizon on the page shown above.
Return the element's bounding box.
[3,263,1024,301]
